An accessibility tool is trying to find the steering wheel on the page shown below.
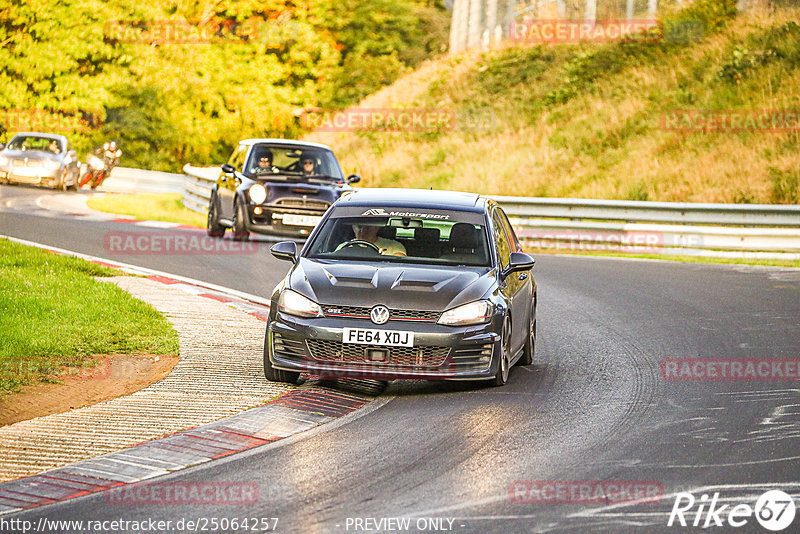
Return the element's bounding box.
[341,240,381,253]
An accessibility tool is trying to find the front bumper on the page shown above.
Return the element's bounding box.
[268,313,502,380]
[1,165,61,185]
[245,204,327,238]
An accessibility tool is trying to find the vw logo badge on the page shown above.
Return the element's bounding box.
[370,305,390,325]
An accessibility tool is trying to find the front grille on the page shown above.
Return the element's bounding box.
[322,306,441,323]
[273,198,330,211]
[272,333,307,362]
[451,343,494,372]
[306,339,450,368]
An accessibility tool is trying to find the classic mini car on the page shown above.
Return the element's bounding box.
[206,139,360,240]
[264,188,537,386]
[0,132,80,190]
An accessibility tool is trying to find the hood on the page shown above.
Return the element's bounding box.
[289,258,496,311]
[1,150,61,162]
[262,180,343,205]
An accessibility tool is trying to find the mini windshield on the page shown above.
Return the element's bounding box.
[245,145,343,180]
[306,209,491,266]
[7,135,63,154]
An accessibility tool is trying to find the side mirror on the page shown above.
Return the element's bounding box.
[347,174,360,184]
[270,241,297,263]
[221,163,236,174]
[502,252,535,278]
[0,143,5,151]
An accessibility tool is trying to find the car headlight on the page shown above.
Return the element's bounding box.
[43,160,61,170]
[278,290,323,318]
[437,300,492,326]
[0,156,7,166]
[249,183,267,204]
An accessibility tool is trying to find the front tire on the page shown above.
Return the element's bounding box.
[231,197,250,241]
[206,191,226,238]
[263,333,300,384]
[519,318,535,366]
[490,319,512,387]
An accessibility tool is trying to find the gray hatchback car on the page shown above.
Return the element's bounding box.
[0,132,80,190]
[265,188,537,387]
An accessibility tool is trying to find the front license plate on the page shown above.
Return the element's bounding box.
[343,328,414,347]
[281,214,322,227]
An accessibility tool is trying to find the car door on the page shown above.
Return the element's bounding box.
[498,207,534,351]
[218,143,248,220]
[491,208,527,356]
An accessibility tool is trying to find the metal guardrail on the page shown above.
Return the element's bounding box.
[182,164,216,214]
[98,167,185,194]
[179,165,800,259]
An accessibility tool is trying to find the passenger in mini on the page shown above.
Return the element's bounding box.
[337,223,407,256]
[48,140,61,154]
[301,154,317,176]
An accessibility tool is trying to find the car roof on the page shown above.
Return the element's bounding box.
[239,138,333,151]
[336,188,488,213]
[10,132,68,142]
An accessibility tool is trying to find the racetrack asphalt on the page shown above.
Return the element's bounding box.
[1,184,799,533]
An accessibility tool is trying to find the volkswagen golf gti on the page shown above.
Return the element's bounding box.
[264,188,537,386]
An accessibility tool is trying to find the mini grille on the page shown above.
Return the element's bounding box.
[323,306,440,322]
[306,339,450,368]
[273,198,330,210]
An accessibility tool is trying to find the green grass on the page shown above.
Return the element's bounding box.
[527,248,800,268]
[87,193,206,228]
[0,239,179,393]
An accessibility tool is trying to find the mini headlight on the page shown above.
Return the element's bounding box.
[278,290,323,318]
[0,156,8,166]
[437,300,492,326]
[249,183,267,204]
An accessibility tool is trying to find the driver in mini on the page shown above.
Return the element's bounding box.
[252,151,278,175]
[337,223,406,256]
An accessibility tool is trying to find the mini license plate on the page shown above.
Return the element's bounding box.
[280,214,322,226]
[343,328,414,347]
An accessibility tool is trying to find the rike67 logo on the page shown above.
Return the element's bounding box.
[668,490,795,531]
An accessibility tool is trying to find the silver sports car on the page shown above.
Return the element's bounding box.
[0,132,80,190]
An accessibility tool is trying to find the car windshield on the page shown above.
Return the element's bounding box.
[244,145,343,180]
[6,135,62,154]
[305,208,491,266]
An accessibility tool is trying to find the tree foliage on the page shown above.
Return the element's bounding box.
[0,0,448,170]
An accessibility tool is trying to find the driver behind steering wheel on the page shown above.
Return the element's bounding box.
[336,223,406,257]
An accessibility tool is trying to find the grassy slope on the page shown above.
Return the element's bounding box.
[0,239,179,393]
[305,3,800,204]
